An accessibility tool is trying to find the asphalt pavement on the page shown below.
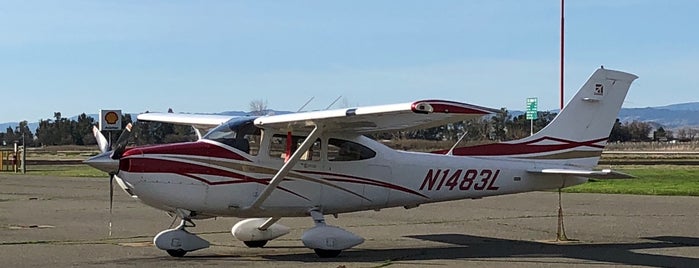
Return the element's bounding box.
[1,174,698,267]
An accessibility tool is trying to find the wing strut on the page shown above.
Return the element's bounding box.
[257,217,281,231]
[247,125,323,210]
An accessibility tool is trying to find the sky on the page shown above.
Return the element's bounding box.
[1,0,698,123]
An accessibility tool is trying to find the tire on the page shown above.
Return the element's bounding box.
[243,240,268,248]
[314,249,342,258]
[166,249,187,257]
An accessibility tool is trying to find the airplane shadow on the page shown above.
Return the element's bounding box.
[261,234,699,267]
[103,234,699,267]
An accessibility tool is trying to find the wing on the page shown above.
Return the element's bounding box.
[527,168,634,179]
[247,99,498,210]
[137,113,236,138]
[254,100,500,133]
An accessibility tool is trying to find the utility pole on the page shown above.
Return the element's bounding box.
[560,0,565,110]
[556,0,570,242]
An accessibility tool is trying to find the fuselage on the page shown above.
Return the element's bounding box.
[114,122,587,218]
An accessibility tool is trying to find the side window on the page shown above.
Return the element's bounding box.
[268,134,321,161]
[243,131,261,156]
[328,138,376,161]
[204,119,261,156]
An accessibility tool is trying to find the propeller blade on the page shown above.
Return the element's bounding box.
[92,126,109,154]
[110,123,133,160]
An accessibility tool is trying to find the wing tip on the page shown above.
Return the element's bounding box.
[411,99,499,115]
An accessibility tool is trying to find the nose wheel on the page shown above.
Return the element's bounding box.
[154,218,210,257]
[301,210,364,258]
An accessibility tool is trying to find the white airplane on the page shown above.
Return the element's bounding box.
[85,67,637,258]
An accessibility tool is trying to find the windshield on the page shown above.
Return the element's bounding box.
[203,117,261,155]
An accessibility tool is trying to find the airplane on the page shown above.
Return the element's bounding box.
[84,67,637,258]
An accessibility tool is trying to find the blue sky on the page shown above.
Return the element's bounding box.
[1,0,697,122]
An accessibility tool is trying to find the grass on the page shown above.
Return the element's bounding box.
[13,164,109,178]
[563,165,699,196]
[3,164,699,197]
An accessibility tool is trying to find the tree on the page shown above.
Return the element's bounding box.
[688,128,699,141]
[609,119,630,142]
[4,127,16,145]
[36,112,93,146]
[464,118,491,141]
[15,121,35,147]
[653,127,668,141]
[677,128,688,141]
[490,108,510,141]
[626,121,652,142]
[249,99,269,116]
[74,113,96,145]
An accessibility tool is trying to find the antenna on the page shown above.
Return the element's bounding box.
[446,130,469,156]
[325,96,342,110]
[297,97,315,112]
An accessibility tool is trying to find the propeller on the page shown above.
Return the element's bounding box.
[88,123,135,236]
[92,126,109,154]
[110,123,133,160]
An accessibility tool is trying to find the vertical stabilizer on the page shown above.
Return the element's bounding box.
[445,68,637,168]
[527,68,637,143]
[510,68,638,167]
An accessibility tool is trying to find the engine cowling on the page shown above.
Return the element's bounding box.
[231,218,290,242]
[301,225,364,251]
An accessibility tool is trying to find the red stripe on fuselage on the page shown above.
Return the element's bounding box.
[298,170,429,199]
[124,157,309,200]
[432,137,607,156]
[122,141,250,161]
[126,157,257,181]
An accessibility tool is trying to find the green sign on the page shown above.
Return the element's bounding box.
[526,97,538,120]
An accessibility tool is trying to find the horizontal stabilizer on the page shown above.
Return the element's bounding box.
[527,168,634,179]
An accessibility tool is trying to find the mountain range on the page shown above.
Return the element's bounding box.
[3,102,699,134]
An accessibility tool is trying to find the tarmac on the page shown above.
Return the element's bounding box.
[1,174,698,267]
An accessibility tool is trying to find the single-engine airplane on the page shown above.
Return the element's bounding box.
[85,67,637,258]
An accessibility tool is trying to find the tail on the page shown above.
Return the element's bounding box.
[526,68,638,146]
[519,67,637,167]
[449,67,638,168]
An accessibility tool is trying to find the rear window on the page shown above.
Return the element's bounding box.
[327,139,376,161]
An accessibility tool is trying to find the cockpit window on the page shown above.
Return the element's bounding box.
[328,138,376,161]
[203,117,261,155]
[269,134,321,161]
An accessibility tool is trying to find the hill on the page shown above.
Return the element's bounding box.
[2,103,699,133]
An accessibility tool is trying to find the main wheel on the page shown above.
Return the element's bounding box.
[166,249,187,257]
[314,249,342,258]
[243,240,268,248]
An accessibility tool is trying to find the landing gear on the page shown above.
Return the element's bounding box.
[153,218,210,257]
[301,210,364,258]
[231,217,290,248]
[243,240,268,248]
